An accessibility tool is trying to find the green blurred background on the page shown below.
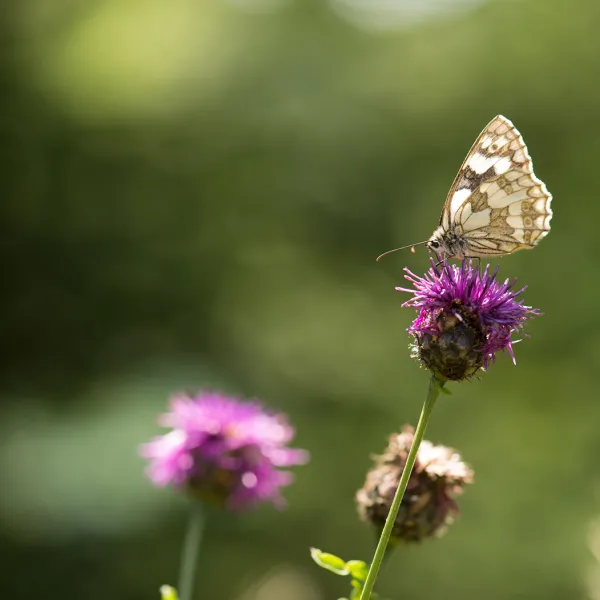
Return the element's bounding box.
[1,1,598,599]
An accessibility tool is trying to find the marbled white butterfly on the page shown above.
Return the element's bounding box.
[378,115,552,261]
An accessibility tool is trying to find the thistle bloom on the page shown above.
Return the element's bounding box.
[356,425,473,543]
[140,391,309,510]
[396,259,541,381]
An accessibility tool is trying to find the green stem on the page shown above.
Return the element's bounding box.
[359,376,442,600]
[178,501,204,600]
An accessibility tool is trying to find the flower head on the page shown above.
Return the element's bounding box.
[397,259,541,380]
[356,425,473,543]
[140,391,309,510]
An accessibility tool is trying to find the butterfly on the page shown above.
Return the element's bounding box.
[377,115,553,261]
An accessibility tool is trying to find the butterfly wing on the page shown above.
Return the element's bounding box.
[439,115,552,256]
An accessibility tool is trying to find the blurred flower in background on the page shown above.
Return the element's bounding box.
[140,391,309,510]
[397,260,541,381]
[356,425,473,543]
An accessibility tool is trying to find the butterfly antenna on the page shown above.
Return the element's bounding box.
[376,241,429,262]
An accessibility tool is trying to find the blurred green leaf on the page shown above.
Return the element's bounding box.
[159,585,178,600]
[310,548,349,575]
[348,587,361,600]
[345,560,369,583]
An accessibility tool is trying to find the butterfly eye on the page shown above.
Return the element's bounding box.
[429,240,440,249]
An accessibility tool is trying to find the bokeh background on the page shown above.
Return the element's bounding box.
[1,1,598,599]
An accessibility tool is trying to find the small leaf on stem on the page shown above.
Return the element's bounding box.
[310,548,349,575]
[345,560,369,583]
[160,585,179,600]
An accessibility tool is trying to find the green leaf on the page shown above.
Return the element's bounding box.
[345,560,369,583]
[349,588,361,600]
[159,585,179,600]
[310,548,349,575]
[439,384,452,395]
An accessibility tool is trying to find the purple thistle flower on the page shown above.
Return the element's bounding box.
[396,259,541,380]
[140,391,309,510]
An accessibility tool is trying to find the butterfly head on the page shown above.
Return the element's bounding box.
[376,229,469,262]
[427,225,468,260]
[426,236,442,254]
[376,233,456,262]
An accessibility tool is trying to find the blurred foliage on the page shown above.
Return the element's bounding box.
[1,1,599,599]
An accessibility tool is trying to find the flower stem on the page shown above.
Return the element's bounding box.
[359,376,442,600]
[178,501,205,600]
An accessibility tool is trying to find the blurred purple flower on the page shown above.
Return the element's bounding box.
[396,259,541,380]
[140,391,309,510]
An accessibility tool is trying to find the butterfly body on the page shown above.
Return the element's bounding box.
[377,115,553,263]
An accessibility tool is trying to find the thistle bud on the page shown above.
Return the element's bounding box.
[416,299,486,380]
[356,426,473,543]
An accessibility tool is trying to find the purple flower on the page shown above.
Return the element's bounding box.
[396,259,541,380]
[140,391,309,510]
